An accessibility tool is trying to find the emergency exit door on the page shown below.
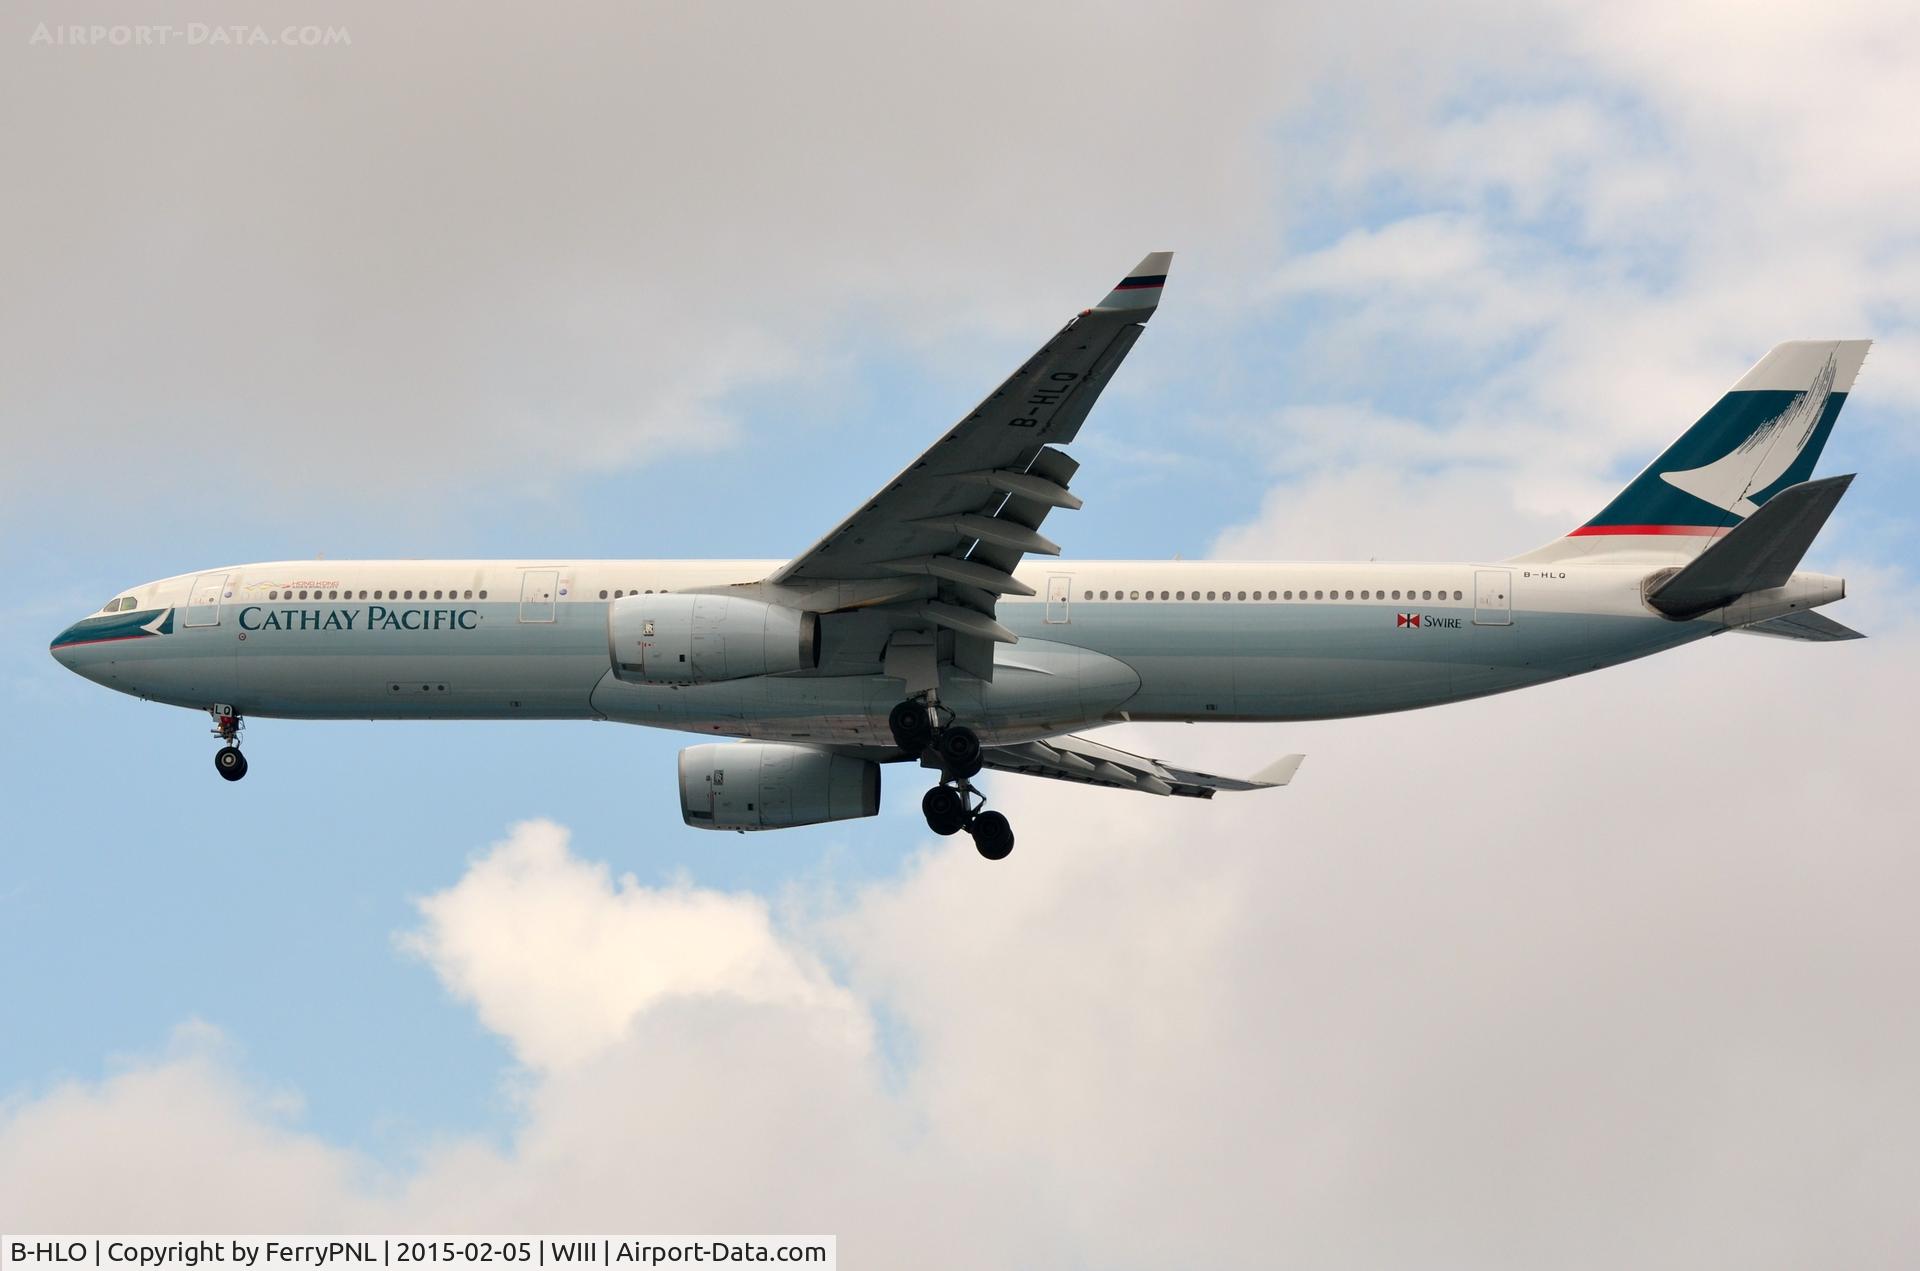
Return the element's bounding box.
[1045,575,1071,624]
[1473,569,1513,626]
[519,569,559,623]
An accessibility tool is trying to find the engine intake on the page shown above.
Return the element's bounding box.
[609,593,819,684]
[678,742,881,830]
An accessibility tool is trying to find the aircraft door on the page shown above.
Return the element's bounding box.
[1473,568,1513,626]
[184,572,229,627]
[1045,574,1071,624]
[519,569,559,623]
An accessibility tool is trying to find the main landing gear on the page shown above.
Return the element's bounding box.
[210,706,248,782]
[891,698,1014,861]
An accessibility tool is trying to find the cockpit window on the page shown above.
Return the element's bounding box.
[103,596,135,613]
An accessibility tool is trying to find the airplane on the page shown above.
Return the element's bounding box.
[50,253,1870,861]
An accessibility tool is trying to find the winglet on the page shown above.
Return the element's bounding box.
[1249,754,1305,787]
[1094,251,1173,315]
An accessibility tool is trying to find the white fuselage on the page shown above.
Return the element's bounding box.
[51,556,1751,748]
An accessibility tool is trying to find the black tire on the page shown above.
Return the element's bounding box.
[921,785,968,836]
[215,746,248,782]
[970,810,1014,861]
[888,701,934,754]
[937,725,983,779]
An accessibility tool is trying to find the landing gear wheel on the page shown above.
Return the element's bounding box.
[214,746,248,782]
[969,810,1014,861]
[889,700,934,755]
[936,725,983,779]
[921,785,969,836]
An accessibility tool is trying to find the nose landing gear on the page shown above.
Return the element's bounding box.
[896,696,1013,861]
[210,705,248,782]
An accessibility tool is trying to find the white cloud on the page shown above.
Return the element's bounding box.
[399,819,865,1072]
[1209,461,1570,562]
[1156,34,1920,578]
[0,0,1317,505]
[0,1024,376,1231]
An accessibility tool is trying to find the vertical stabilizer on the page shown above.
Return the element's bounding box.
[1512,339,1869,563]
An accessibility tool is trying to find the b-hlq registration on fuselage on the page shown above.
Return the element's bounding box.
[52,254,1870,860]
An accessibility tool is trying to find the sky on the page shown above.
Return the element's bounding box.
[2,0,1918,1264]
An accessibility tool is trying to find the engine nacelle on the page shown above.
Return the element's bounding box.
[609,593,819,684]
[678,742,881,830]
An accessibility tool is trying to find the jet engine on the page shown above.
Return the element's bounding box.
[678,742,881,830]
[609,593,819,684]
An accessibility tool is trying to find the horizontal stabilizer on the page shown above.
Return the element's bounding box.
[1647,474,1853,618]
[1736,610,1866,642]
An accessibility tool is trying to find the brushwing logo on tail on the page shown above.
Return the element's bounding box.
[1660,353,1837,518]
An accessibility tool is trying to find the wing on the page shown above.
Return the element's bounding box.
[979,733,1305,799]
[764,253,1172,678]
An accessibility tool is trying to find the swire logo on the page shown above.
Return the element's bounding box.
[1396,613,1463,630]
[1396,613,1421,628]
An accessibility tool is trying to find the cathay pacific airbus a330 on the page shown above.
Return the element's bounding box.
[52,254,1869,859]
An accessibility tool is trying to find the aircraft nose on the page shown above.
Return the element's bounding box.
[50,617,114,682]
[50,623,78,667]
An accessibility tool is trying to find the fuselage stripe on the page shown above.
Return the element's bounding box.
[50,632,155,650]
